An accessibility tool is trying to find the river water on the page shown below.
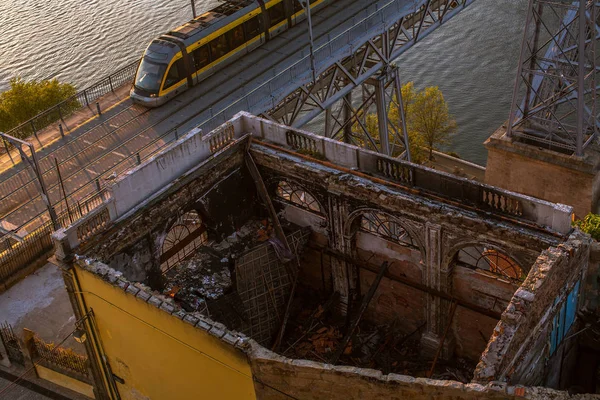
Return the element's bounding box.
[0,0,527,165]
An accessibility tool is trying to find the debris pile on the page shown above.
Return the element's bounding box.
[281,286,476,381]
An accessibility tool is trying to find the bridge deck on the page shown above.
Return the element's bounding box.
[1,0,390,233]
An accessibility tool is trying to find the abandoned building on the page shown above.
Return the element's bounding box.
[51,112,600,399]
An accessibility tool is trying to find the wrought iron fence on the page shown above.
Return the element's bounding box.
[31,334,89,378]
[0,322,24,366]
[0,222,54,285]
[4,59,140,142]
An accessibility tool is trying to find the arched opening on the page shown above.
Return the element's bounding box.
[449,244,524,362]
[160,211,208,273]
[275,180,324,214]
[359,211,419,249]
[350,210,425,336]
[454,245,524,281]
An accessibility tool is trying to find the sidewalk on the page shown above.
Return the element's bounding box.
[0,262,84,352]
[0,84,132,178]
[0,359,90,400]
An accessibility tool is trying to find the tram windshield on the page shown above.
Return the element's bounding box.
[134,58,167,94]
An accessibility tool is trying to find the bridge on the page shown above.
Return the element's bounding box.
[0,0,474,285]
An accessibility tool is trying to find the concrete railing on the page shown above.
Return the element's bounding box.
[54,112,573,255]
[239,113,574,235]
[53,113,251,253]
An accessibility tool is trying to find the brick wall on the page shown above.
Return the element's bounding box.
[474,231,592,386]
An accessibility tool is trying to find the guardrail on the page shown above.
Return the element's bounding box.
[4,59,139,142]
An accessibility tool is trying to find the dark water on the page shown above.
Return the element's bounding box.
[0,0,527,165]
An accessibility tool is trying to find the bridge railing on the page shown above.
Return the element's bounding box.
[4,60,139,142]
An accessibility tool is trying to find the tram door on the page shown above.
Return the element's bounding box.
[267,1,288,36]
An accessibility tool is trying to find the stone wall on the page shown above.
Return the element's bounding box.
[248,343,588,400]
[80,147,259,290]
[473,231,592,387]
[484,126,599,218]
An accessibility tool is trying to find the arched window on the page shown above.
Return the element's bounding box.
[359,211,418,248]
[160,211,208,273]
[454,246,524,281]
[276,181,323,214]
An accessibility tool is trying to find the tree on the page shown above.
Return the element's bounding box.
[0,77,78,138]
[350,82,456,164]
[410,86,457,160]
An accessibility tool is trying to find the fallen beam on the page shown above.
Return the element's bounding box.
[330,261,391,364]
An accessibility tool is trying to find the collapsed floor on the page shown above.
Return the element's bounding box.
[153,215,482,384]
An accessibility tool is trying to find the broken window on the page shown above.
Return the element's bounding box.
[160,211,208,273]
[359,212,418,248]
[454,246,524,281]
[276,180,323,214]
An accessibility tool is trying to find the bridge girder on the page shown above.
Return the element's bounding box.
[261,0,474,157]
[507,0,600,156]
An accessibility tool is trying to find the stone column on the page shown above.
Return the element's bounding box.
[420,223,455,359]
[327,194,356,316]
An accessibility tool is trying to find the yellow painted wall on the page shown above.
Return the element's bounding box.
[75,266,256,400]
[35,364,95,398]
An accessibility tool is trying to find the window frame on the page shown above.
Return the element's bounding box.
[163,58,185,90]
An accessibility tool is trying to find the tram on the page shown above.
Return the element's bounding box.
[131,0,329,107]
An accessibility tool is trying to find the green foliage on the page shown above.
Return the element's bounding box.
[0,77,78,138]
[411,86,457,160]
[353,82,457,164]
[574,213,600,240]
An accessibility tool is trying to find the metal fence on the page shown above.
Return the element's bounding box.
[0,222,54,285]
[4,59,139,142]
[31,334,89,378]
[0,322,24,366]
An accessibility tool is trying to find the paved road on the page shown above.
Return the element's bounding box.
[0,0,388,234]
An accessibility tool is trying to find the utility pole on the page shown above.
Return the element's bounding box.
[0,132,58,230]
[190,0,197,18]
[299,0,317,83]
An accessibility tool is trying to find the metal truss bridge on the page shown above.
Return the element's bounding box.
[0,0,473,277]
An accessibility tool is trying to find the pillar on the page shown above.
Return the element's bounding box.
[327,195,356,316]
[420,223,455,359]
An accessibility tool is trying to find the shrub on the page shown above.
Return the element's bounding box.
[0,77,78,138]
[574,213,600,240]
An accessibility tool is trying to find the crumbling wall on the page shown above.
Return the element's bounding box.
[248,343,585,400]
[355,232,425,335]
[252,145,557,364]
[81,150,258,288]
[452,267,519,362]
[473,231,592,387]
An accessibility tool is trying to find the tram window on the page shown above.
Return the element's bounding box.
[192,45,210,70]
[268,2,285,27]
[227,24,245,50]
[244,15,261,38]
[164,58,184,89]
[209,34,229,60]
